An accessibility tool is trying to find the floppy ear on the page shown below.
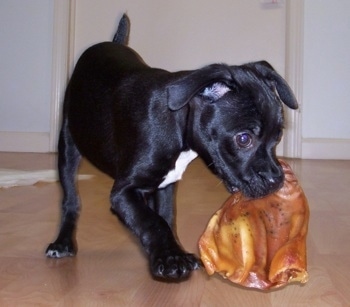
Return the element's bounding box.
[251,61,298,110]
[167,64,233,111]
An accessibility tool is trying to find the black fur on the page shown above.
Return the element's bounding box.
[46,15,298,281]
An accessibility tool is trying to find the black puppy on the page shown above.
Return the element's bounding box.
[46,15,298,281]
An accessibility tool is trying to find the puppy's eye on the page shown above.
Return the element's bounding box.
[235,132,253,148]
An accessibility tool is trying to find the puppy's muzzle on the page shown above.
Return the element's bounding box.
[235,168,284,199]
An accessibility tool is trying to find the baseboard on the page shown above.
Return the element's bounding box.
[0,132,51,153]
[302,138,350,160]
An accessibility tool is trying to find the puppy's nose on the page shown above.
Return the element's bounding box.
[267,176,279,184]
[259,171,284,189]
[266,178,274,185]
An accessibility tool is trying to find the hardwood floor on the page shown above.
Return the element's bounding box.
[0,152,349,306]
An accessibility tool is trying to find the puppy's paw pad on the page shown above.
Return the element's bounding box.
[151,251,200,281]
[45,242,76,258]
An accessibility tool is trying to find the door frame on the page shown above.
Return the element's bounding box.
[283,0,303,159]
[49,0,75,152]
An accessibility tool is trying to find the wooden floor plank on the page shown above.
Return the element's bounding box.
[0,153,349,306]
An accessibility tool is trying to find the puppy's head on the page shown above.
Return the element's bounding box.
[167,61,298,198]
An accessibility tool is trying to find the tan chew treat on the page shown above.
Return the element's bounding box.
[198,160,309,290]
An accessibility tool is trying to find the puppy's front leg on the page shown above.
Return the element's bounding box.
[110,183,200,281]
[147,184,175,228]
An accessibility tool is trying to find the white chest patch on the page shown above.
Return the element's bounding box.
[158,150,198,189]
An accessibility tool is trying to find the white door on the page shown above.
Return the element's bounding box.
[286,0,350,159]
[0,0,71,153]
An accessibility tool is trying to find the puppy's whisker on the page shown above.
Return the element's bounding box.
[206,162,214,168]
[215,179,224,188]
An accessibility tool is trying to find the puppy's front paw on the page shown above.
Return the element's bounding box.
[45,240,76,258]
[150,249,201,281]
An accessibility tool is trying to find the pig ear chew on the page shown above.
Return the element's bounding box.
[198,159,309,290]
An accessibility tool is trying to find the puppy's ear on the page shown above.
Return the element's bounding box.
[167,64,232,110]
[252,61,298,110]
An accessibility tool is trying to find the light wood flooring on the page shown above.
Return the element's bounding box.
[0,152,349,306]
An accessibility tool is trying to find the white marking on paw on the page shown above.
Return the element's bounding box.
[158,150,198,188]
[46,250,63,258]
[46,249,75,258]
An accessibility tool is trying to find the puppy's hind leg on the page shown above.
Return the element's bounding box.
[46,117,81,258]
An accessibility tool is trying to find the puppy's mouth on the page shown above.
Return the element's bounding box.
[213,159,284,199]
[228,185,240,194]
[226,176,284,199]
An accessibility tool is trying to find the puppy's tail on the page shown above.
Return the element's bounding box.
[113,13,130,45]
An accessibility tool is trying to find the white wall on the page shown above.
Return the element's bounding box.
[301,0,350,159]
[0,0,289,154]
[74,0,287,73]
[0,0,291,154]
[0,1,54,148]
[2,1,349,158]
[73,0,288,156]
